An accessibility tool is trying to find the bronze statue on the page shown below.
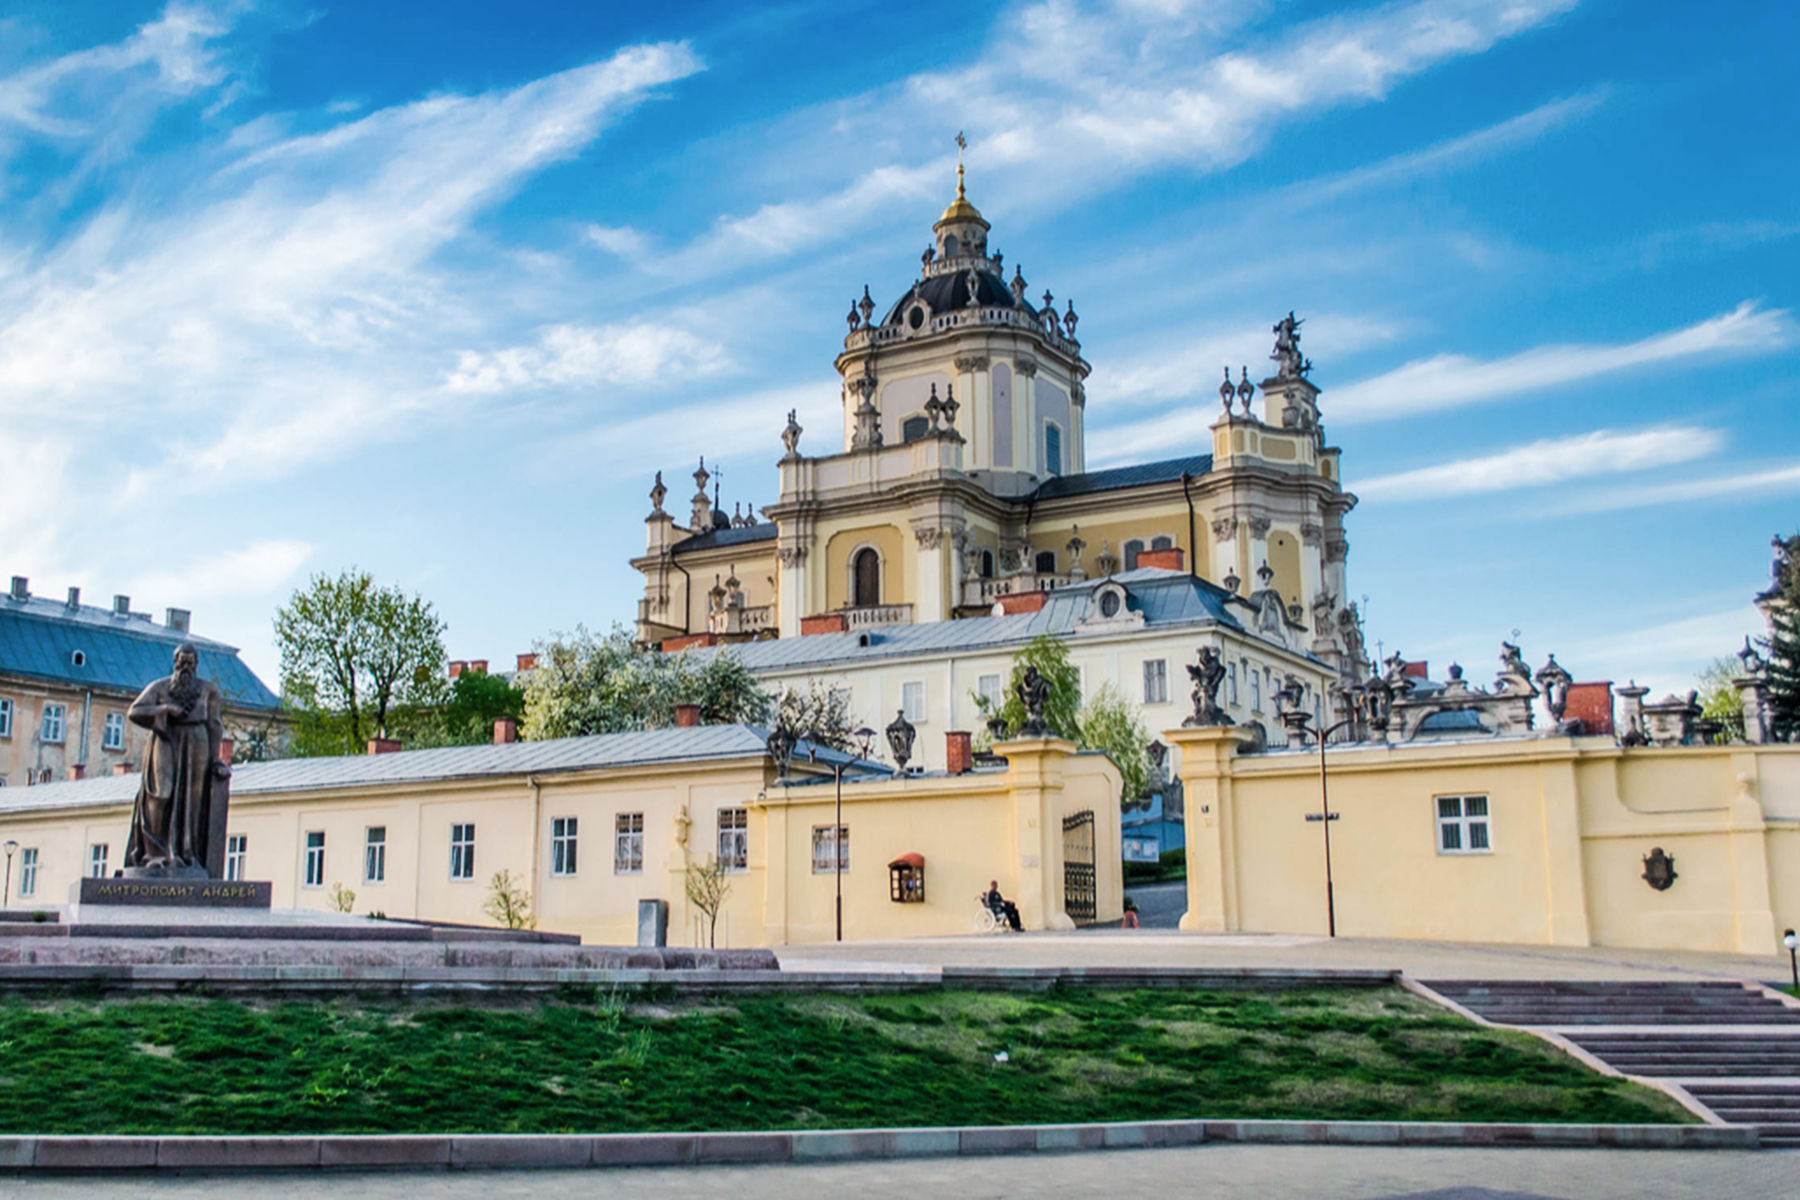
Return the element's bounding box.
[1182,647,1233,727]
[1016,666,1052,736]
[124,643,231,878]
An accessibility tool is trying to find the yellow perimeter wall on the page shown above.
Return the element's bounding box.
[1170,727,1800,955]
[0,738,1122,948]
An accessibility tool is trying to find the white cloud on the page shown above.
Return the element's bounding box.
[128,539,314,608]
[1328,301,1796,422]
[1354,426,1725,501]
[445,321,732,395]
[1550,461,1800,516]
[1560,604,1766,697]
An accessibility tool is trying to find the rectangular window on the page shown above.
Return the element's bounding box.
[1228,663,1239,706]
[976,673,1003,713]
[225,834,247,882]
[364,826,387,884]
[1044,423,1063,476]
[449,823,476,880]
[41,703,67,745]
[1250,668,1262,713]
[718,807,748,872]
[901,680,925,724]
[811,824,849,874]
[88,843,109,878]
[19,847,39,896]
[102,711,126,751]
[614,812,643,874]
[551,816,578,877]
[304,831,325,887]
[0,697,12,738]
[1436,795,1492,855]
[1143,659,1168,705]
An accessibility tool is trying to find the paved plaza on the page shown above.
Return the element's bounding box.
[6,1146,1795,1199]
[777,928,1794,985]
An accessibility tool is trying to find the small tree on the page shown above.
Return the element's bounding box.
[329,882,356,914]
[484,869,533,930]
[1695,656,1746,742]
[976,634,1083,741]
[684,856,733,948]
[774,679,858,750]
[1078,683,1152,805]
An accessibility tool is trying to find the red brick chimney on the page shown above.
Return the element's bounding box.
[469,659,488,674]
[1564,682,1615,735]
[112,763,131,776]
[1403,660,1429,680]
[801,612,850,636]
[448,660,467,679]
[1137,547,1185,572]
[493,718,518,744]
[945,731,973,775]
[70,763,85,781]
[367,737,402,755]
[993,591,1048,615]
[515,652,538,673]
[675,703,702,728]
[218,737,235,766]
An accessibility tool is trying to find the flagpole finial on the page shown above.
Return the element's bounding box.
[954,131,967,197]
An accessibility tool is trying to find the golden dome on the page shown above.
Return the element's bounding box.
[935,163,988,228]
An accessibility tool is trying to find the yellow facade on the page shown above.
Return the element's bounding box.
[1170,727,1800,956]
[0,736,1123,947]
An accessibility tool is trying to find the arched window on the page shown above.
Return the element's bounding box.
[901,415,930,443]
[1123,539,1144,571]
[1151,535,1173,551]
[1034,550,1056,574]
[852,547,881,608]
[943,234,960,258]
[1044,424,1063,476]
[980,550,995,578]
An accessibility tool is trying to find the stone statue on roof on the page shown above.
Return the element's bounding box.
[124,642,232,879]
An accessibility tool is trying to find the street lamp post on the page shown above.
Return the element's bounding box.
[1785,929,1798,994]
[2,840,17,908]
[770,723,876,944]
[1275,687,1362,939]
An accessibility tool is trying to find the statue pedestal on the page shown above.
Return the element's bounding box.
[78,877,272,908]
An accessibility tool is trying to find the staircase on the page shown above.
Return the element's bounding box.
[1424,980,1800,1148]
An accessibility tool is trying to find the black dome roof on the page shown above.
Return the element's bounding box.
[883,266,1034,327]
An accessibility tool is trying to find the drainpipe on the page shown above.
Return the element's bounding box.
[78,690,92,770]
[527,775,542,926]
[670,555,693,635]
[1180,472,1198,580]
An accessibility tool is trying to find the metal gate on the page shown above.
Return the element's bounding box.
[1062,810,1096,924]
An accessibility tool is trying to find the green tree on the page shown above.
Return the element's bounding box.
[1695,656,1746,742]
[683,856,733,948]
[484,869,533,930]
[1764,533,1800,741]
[521,626,772,740]
[274,570,447,756]
[974,634,1083,741]
[1078,683,1152,805]
[774,679,859,750]
[441,669,527,746]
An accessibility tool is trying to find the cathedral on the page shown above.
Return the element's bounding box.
[632,160,1369,714]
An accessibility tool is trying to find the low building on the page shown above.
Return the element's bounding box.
[0,724,1124,945]
[0,576,283,789]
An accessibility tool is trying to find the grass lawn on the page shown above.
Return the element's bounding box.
[0,986,1693,1135]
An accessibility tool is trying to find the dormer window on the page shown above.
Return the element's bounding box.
[71,650,86,668]
[907,305,925,330]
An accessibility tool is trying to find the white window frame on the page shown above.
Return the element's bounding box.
[364,826,387,884]
[846,543,884,608]
[901,681,926,724]
[225,834,247,882]
[1123,539,1144,571]
[811,824,849,874]
[1249,666,1262,713]
[88,843,109,879]
[976,673,1003,713]
[614,812,644,874]
[1143,659,1168,705]
[19,847,38,896]
[41,703,66,745]
[303,831,325,887]
[449,823,476,881]
[551,816,578,877]
[1435,795,1492,855]
[1227,663,1239,706]
[718,807,748,872]
[101,711,126,752]
[0,697,12,739]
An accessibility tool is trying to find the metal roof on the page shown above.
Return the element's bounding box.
[1032,454,1213,501]
[681,568,1279,674]
[672,523,779,554]
[0,594,279,711]
[0,724,887,818]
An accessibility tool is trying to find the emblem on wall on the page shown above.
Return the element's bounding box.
[1641,847,1678,892]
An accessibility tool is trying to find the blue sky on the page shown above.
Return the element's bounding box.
[3,0,1795,699]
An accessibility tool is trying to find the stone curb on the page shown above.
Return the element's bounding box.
[0,1121,1757,1172]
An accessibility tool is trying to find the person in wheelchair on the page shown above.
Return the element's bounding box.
[983,880,1022,931]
